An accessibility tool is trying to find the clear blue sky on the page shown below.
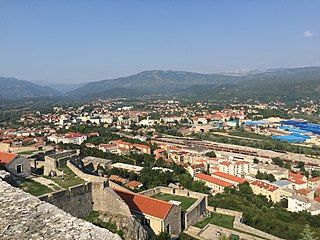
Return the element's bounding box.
[0,0,319,84]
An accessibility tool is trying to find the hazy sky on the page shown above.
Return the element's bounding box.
[1,0,319,84]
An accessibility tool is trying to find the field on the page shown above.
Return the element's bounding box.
[19,178,52,196]
[152,193,197,211]
[194,212,234,229]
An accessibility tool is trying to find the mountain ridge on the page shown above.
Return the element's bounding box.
[0,77,60,99]
[2,66,320,100]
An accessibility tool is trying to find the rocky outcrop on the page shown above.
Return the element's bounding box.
[100,213,148,240]
[0,179,121,240]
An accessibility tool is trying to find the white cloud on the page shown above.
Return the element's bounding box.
[304,31,314,38]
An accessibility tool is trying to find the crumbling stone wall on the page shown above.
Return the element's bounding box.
[39,182,93,218]
[67,161,108,182]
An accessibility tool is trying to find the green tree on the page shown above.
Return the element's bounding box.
[205,151,216,158]
[152,232,171,240]
[218,234,229,240]
[272,157,284,167]
[300,224,318,240]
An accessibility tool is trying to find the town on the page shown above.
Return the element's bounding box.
[1,98,320,240]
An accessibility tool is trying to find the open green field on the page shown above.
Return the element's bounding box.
[194,212,234,229]
[152,193,197,211]
[19,178,52,196]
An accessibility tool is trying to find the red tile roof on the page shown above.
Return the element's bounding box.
[65,132,84,139]
[314,196,320,202]
[195,173,233,187]
[220,161,232,166]
[250,180,279,192]
[296,188,311,196]
[113,188,173,219]
[190,163,205,169]
[212,171,246,184]
[0,152,17,165]
[309,177,320,182]
[289,172,304,179]
[125,181,143,188]
[235,161,250,165]
[288,178,307,185]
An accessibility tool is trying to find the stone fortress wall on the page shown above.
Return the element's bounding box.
[39,182,93,218]
[67,161,109,182]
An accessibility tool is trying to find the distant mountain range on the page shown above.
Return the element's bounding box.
[66,70,240,98]
[1,66,320,100]
[46,83,87,93]
[0,77,59,99]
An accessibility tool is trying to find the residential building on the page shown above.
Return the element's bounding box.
[288,178,308,190]
[211,171,246,186]
[194,173,233,193]
[250,180,282,203]
[186,163,206,177]
[111,163,143,174]
[288,194,320,215]
[308,177,320,189]
[250,163,289,180]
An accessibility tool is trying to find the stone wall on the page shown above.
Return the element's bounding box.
[91,181,132,216]
[164,203,182,237]
[67,161,108,182]
[39,182,93,218]
[187,224,266,240]
[185,197,207,228]
[0,179,121,240]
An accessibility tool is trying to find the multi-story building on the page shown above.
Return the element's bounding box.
[218,160,250,177]
[250,180,282,203]
[288,195,320,215]
[211,171,246,186]
[186,163,206,177]
[194,173,233,193]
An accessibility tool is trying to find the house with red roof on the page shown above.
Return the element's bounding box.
[288,178,308,190]
[0,151,30,176]
[48,132,87,145]
[250,179,282,203]
[194,173,233,193]
[112,140,151,155]
[124,180,143,190]
[113,188,181,237]
[308,177,320,189]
